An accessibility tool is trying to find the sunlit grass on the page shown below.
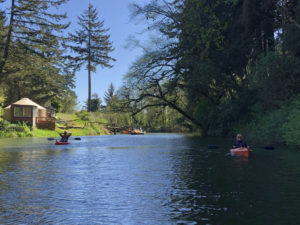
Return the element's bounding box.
[0,112,111,138]
[31,128,63,137]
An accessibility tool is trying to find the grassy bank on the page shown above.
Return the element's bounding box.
[0,112,111,138]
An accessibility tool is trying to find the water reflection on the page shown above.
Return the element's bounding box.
[0,135,299,224]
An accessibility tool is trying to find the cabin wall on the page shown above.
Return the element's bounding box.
[38,109,47,117]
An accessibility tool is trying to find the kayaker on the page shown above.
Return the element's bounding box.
[233,134,248,148]
[59,131,72,142]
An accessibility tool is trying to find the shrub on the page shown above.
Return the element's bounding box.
[232,96,300,146]
[75,110,91,121]
[0,120,32,137]
[281,97,300,147]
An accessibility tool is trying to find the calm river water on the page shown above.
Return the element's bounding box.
[0,134,299,225]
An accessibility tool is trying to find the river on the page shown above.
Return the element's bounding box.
[0,134,299,225]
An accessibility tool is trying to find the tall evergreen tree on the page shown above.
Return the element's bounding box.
[67,3,115,112]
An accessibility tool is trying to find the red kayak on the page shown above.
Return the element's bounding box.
[230,147,252,157]
[55,140,70,145]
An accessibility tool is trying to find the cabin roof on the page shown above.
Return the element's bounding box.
[4,98,46,110]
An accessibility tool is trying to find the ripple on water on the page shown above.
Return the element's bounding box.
[0,135,300,225]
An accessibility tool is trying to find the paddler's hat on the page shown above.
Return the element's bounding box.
[236,134,243,139]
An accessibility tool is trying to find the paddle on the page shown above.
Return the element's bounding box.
[207,144,275,150]
[47,137,81,141]
[208,144,219,149]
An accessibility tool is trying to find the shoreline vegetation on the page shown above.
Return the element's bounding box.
[0,112,111,138]
[0,104,299,149]
[0,108,193,139]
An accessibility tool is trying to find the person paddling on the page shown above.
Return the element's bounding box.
[233,134,248,148]
[59,131,72,142]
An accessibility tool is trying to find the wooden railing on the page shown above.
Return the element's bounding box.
[36,117,56,130]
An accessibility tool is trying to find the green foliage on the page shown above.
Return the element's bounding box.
[229,97,300,147]
[0,120,32,137]
[0,0,75,106]
[250,52,300,108]
[51,100,62,113]
[283,1,300,58]
[0,86,6,116]
[87,93,101,112]
[0,0,70,74]
[59,91,77,113]
[125,0,300,143]
[89,112,106,123]
[75,110,91,121]
[235,106,290,145]
[282,97,300,147]
[104,83,116,106]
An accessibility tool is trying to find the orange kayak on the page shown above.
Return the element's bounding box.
[121,130,131,134]
[230,147,252,157]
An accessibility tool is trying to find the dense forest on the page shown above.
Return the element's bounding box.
[0,0,76,110]
[0,0,300,146]
[115,0,300,146]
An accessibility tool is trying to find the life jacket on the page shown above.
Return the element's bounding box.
[234,140,247,147]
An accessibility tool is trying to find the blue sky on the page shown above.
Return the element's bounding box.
[60,0,151,108]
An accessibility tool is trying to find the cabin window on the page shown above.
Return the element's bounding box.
[14,106,32,117]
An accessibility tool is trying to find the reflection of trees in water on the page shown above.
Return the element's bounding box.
[168,138,300,224]
[166,138,228,222]
[0,151,23,174]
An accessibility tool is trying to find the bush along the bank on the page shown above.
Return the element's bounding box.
[233,96,300,147]
[282,97,300,147]
[0,120,33,137]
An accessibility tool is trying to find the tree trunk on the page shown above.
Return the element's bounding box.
[87,9,91,112]
[281,0,288,55]
[88,61,91,112]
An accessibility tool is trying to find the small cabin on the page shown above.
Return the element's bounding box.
[3,98,55,130]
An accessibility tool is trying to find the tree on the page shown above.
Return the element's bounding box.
[283,0,300,58]
[127,0,300,137]
[0,0,75,107]
[60,90,78,113]
[67,3,115,112]
[0,2,6,53]
[104,82,115,105]
[86,93,101,112]
[0,0,70,78]
[121,47,203,128]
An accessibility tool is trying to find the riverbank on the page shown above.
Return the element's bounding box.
[1,106,299,150]
[0,112,111,138]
